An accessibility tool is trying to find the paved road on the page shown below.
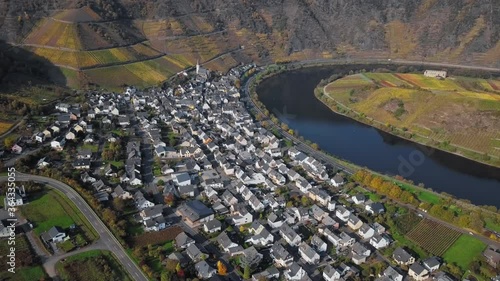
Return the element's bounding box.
[0,173,149,281]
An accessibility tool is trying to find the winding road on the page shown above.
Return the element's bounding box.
[0,172,148,281]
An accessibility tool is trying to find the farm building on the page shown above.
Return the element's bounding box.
[424,70,447,78]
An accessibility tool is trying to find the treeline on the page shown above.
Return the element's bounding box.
[353,170,500,235]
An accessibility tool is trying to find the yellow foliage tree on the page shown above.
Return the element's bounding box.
[217,261,227,275]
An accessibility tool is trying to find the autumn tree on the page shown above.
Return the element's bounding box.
[217,260,227,275]
[164,193,175,207]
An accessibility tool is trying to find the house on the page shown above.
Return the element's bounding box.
[323,265,342,281]
[366,202,385,215]
[424,70,447,78]
[217,231,242,254]
[252,266,280,281]
[77,149,92,159]
[379,266,404,281]
[241,246,263,267]
[4,191,24,207]
[111,185,132,200]
[351,242,371,265]
[393,247,415,265]
[284,263,309,281]
[245,221,274,247]
[173,173,191,186]
[357,224,375,240]
[186,243,205,262]
[35,132,45,143]
[310,235,327,252]
[176,200,214,226]
[178,185,196,198]
[423,257,441,272]
[352,194,366,205]
[331,174,344,187]
[310,204,327,221]
[140,205,164,221]
[143,216,166,232]
[408,263,429,281]
[335,205,350,222]
[279,224,301,246]
[36,157,50,168]
[271,243,293,268]
[267,212,284,229]
[202,219,222,234]
[194,260,216,279]
[433,272,455,281]
[483,246,500,268]
[51,137,66,151]
[228,204,253,226]
[370,234,391,249]
[9,142,24,154]
[298,242,320,264]
[175,232,195,249]
[347,214,363,230]
[73,159,91,170]
[41,226,66,244]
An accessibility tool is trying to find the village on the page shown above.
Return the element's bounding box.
[1,63,500,281]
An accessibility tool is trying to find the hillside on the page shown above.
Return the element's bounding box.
[319,72,500,166]
[0,0,499,88]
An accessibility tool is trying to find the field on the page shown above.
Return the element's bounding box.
[0,121,13,134]
[56,250,131,281]
[322,73,500,160]
[443,235,487,270]
[407,219,461,256]
[131,226,183,247]
[20,188,98,241]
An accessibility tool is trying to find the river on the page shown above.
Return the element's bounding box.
[256,64,500,207]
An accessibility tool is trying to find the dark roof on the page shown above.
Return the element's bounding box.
[393,247,413,263]
[178,200,214,222]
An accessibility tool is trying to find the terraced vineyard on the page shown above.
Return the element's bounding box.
[407,219,461,256]
[322,73,500,163]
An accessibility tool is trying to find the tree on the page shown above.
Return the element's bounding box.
[164,193,175,207]
[217,260,227,275]
[301,196,311,207]
[243,264,251,279]
[4,135,16,149]
[160,271,172,281]
[113,197,126,212]
[311,143,319,150]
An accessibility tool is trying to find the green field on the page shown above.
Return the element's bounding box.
[485,218,500,232]
[322,72,500,163]
[0,266,47,281]
[20,188,98,241]
[56,250,131,281]
[443,234,487,270]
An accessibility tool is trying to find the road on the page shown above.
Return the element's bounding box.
[0,173,149,281]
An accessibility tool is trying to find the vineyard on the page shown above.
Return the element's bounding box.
[322,73,500,158]
[407,219,461,256]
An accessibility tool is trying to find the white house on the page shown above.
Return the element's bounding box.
[357,224,375,240]
[323,265,342,281]
[284,263,309,281]
[370,234,391,249]
[298,242,320,264]
[409,263,430,281]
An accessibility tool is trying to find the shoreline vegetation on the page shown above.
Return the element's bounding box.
[245,62,500,241]
[314,70,500,169]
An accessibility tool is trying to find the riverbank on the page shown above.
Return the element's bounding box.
[314,73,500,169]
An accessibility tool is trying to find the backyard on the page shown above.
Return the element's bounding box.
[19,188,98,242]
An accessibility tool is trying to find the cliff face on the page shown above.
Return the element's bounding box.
[0,0,498,81]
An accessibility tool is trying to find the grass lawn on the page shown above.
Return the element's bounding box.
[80,143,98,153]
[0,266,48,281]
[57,250,132,281]
[443,234,487,270]
[485,218,500,232]
[108,160,125,168]
[163,240,174,253]
[20,188,98,241]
